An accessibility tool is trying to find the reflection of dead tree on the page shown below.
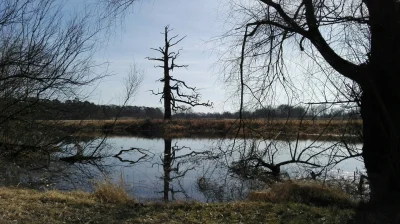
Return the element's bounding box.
[163,139,172,201]
[147,26,212,120]
[160,138,213,201]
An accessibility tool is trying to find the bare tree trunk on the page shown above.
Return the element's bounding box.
[163,27,172,120]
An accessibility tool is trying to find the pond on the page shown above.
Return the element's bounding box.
[0,136,364,202]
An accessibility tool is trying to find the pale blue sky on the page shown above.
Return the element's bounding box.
[65,0,342,113]
[90,0,232,113]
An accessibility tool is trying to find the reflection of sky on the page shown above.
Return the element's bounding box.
[0,136,364,201]
[103,137,364,201]
[108,137,220,201]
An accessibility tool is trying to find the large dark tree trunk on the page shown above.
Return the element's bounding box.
[359,76,400,222]
[361,1,400,206]
[361,88,400,205]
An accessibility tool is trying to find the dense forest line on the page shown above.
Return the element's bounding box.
[17,98,359,120]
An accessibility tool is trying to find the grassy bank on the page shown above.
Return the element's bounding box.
[57,119,362,139]
[0,187,355,224]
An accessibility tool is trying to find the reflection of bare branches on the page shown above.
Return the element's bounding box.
[158,139,215,201]
[171,143,215,161]
[216,101,363,188]
[0,150,115,192]
[58,137,114,163]
[113,147,154,165]
[218,132,363,188]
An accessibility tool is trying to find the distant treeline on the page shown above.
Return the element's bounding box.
[30,98,164,120]
[174,105,360,120]
[20,98,359,120]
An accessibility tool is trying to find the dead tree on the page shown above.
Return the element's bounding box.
[147,26,212,120]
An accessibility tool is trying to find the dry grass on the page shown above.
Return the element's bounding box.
[0,187,355,224]
[0,188,98,223]
[52,118,363,139]
[248,181,355,208]
[93,175,133,204]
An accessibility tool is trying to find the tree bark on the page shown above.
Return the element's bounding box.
[163,69,172,119]
[361,1,400,206]
[361,88,400,205]
[163,27,172,120]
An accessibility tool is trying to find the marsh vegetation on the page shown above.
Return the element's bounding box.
[2,0,400,223]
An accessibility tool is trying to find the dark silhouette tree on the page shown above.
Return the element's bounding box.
[147,26,212,120]
[218,0,400,211]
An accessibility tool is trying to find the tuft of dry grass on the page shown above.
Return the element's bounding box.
[248,181,355,208]
[93,175,134,204]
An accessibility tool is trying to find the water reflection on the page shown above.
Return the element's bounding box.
[0,136,364,202]
[159,138,215,201]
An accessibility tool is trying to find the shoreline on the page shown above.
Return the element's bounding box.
[54,118,362,140]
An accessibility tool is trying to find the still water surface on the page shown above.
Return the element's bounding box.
[0,136,364,202]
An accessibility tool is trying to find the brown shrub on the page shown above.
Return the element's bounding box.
[248,181,354,208]
[93,176,134,204]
